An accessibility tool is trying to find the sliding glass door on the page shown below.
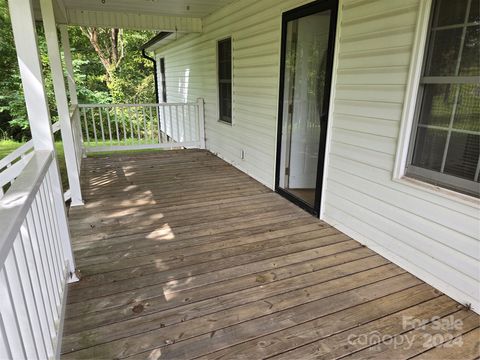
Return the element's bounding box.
[276,0,337,215]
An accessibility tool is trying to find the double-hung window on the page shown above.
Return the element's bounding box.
[218,37,232,124]
[407,0,479,197]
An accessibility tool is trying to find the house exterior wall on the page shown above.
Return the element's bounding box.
[155,0,315,186]
[154,0,480,312]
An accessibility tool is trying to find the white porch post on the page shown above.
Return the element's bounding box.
[59,25,78,106]
[40,0,83,207]
[8,0,78,281]
[60,25,86,160]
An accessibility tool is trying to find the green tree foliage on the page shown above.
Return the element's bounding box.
[0,1,156,141]
[77,27,156,104]
[0,2,29,141]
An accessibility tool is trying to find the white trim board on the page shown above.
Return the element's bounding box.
[65,9,203,32]
[393,0,431,179]
[320,0,343,219]
[323,214,480,314]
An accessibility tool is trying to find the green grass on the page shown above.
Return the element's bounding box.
[0,139,27,158]
[82,138,169,157]
[87,148,162,157]
[0,140,69,189]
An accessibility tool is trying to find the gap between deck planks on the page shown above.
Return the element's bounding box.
[62,150,480,359]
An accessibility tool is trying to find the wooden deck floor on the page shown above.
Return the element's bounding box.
[62,150,480,359]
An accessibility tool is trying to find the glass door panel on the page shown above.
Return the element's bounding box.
[277,6,334,213]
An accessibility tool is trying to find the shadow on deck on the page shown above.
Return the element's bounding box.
[61,150,480,359]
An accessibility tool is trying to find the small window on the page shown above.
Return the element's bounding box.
[159,58,167,103]
[406,0,479,197]
[217,37,232,124]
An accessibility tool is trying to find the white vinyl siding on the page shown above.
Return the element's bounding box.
[323,0,480,312]
[155,0,480,313]
[155,0,315,187]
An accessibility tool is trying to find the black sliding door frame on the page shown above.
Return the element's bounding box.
[275,0,338,217]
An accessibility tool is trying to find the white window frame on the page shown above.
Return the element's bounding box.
[393,0,479,203]
[216,35,234,126]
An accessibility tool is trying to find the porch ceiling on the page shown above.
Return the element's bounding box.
[32,0,236,31]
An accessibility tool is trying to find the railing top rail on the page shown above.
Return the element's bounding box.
[78,102,198,108]
[69,103,79,118]
[52,121,61,133]
[0,150,53,266]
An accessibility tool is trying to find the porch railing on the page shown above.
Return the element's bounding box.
[1,99,206,202]
[79,98,205,153]
[0,122,61,200]
[0,151,72,359]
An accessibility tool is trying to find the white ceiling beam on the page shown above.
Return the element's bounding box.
[53,0,67,23]
[65,9,202,32]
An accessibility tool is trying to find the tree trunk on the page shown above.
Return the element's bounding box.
[81,27,124,82]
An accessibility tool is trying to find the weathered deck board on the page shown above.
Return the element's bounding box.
[62,150,480,359]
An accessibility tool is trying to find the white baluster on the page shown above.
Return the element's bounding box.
[82,108,90,145]
[99,107,105,144]
[19,220,54,357]
[0,268,26,359]
[4,248,38,359]
[106,108,113,145]
[91,108,98,145]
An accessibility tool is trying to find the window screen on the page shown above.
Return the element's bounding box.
[160,58,167,103]
[218,38,232,123]
[407,0,479,197]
